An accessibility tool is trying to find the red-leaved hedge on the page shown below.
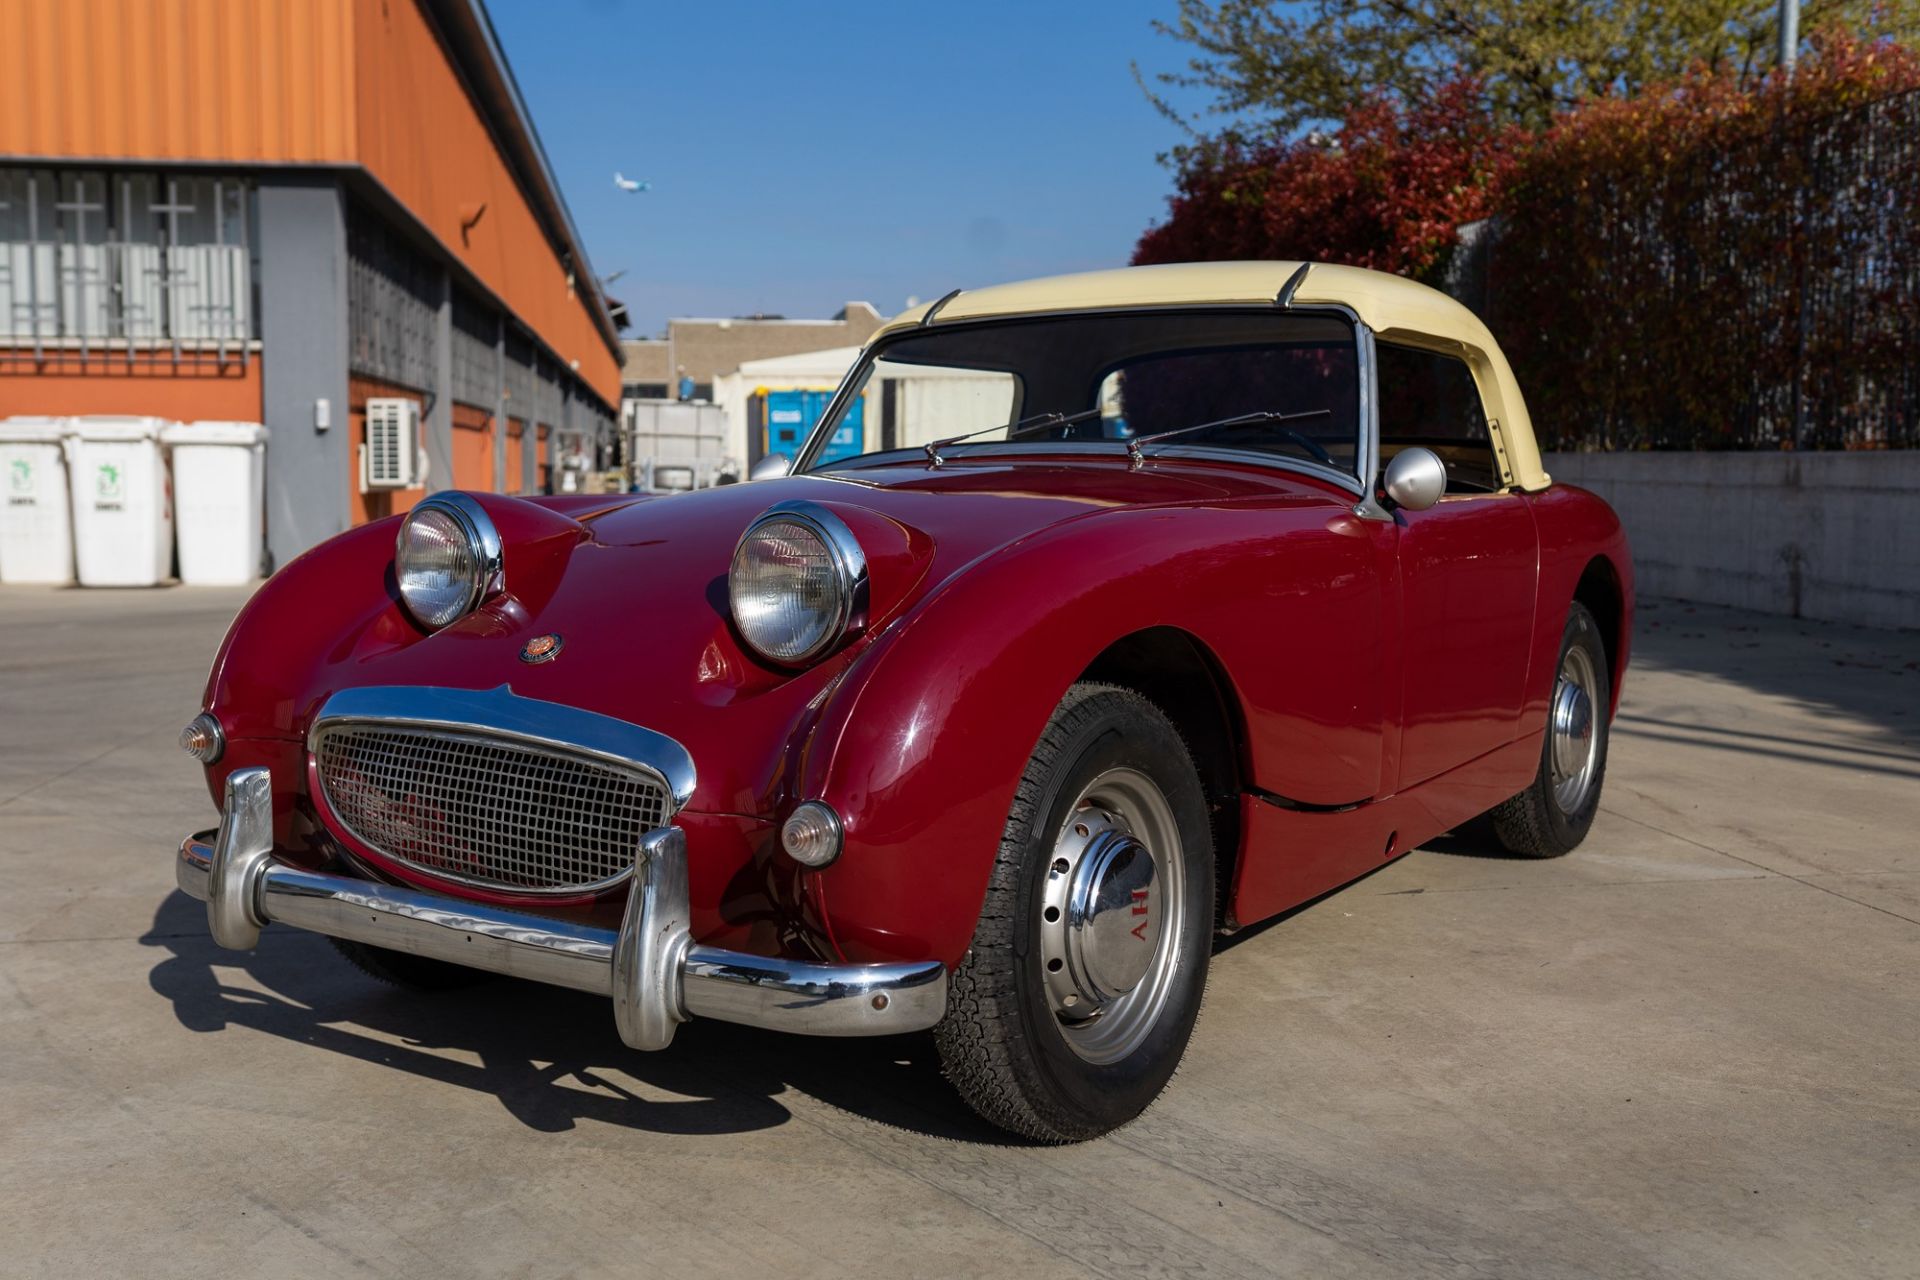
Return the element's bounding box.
[1136,35,1920,449]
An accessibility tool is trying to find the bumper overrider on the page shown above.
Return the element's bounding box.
[176,764,948,1052]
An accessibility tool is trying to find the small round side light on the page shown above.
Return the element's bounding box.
[179,712,225,764]
[781,801,844,869]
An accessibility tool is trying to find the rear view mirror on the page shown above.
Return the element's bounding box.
[748,453,792,480]
[1382,447,1446,511]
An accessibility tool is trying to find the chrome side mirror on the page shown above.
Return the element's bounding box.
[748,452,792,481]
[1382,447,1446,512]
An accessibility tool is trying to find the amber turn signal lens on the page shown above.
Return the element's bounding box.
[179,712,225,764]
[781,801,844,868]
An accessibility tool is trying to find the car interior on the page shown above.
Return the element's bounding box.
[1375,342,1505,493]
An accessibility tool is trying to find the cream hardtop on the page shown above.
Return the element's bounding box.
[873,262,1547,491]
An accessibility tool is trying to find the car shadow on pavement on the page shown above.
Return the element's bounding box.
[1630,598,1919,748]
[141,889,1028,1146]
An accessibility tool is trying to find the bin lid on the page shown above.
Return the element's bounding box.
[161,421,268,445]
[69,415,172,442]
[0,416,70,443]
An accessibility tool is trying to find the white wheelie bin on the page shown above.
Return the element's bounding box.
[66,416,174,587]
[0,416,76,584]
[161,421,268,585]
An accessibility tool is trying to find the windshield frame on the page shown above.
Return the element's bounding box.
[790,304,1381,501]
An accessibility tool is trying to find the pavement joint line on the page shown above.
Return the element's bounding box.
[1610,728,1920,781]
[1602,807,1920,930]
[1372,873,1775,896]
[0,720,182,811]
[1615,714,1920,763]
[761,1094,1121,1279]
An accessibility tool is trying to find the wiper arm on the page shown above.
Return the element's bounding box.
[925,407,1105,467]
[1125,408,1333,471]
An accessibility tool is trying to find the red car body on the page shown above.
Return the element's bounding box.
[200,453,1630,969]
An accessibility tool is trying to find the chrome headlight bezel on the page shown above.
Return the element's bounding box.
[394,492,505,632]
[728,500,870,667]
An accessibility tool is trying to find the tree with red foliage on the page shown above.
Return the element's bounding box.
[1133,77,1514,281]
[1136,33,1920,449]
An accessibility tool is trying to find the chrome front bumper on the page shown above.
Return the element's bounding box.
[177,768,947,1050]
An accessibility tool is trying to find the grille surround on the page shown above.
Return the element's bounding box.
[312,721,675,896]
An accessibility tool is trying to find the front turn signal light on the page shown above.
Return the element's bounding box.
[179,713,225,764]
[781,801,844,868]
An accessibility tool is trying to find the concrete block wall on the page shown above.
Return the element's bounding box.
[1543,452,1920,630]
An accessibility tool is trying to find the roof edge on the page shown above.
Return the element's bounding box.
[422,0,622,359]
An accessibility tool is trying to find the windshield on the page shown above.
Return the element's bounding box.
[794,310,1361,477]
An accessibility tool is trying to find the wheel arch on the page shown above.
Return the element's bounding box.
[1573,553,1628,713]
[1077,626,1247,932]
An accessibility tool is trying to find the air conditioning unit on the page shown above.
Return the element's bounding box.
[362,398,422,490]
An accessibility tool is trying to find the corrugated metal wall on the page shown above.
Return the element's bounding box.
[0,0,621,414]
[0,0,356,163]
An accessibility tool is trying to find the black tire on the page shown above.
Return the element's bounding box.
[330,938,494,991]
[1488,603,1612,857]
[935,683,1214,1142]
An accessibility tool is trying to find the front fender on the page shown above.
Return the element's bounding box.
[799,496,1392,967]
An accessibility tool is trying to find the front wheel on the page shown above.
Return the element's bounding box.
[935,683,1214,1142]
[1487,602,1613,857]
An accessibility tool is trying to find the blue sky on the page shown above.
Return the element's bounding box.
[488,1,1209,335]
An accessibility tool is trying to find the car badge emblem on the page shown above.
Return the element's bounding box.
[519,633,564,664]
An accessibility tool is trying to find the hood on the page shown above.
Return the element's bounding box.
[208,456,1342,816]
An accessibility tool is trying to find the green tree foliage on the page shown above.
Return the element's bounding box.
[1139,0,1920,137]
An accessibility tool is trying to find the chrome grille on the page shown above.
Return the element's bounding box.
[312,724,672,894]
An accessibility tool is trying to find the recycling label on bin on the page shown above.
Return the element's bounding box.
[95,461,125,511]
[7,458,32,505]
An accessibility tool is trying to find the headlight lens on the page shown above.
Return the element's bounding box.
[729,503,867,665]
[395,495,502,631]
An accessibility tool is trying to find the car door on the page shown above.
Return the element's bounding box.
[1377,341,1540,789]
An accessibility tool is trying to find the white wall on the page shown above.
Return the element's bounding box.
[1544,452,1920,630]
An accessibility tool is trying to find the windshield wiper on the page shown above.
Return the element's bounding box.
[925,407,1105,467]
[1124,408,1334,471]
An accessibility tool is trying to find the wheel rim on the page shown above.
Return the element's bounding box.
[1037,766,1186,1065]
[1549,644,1601,815]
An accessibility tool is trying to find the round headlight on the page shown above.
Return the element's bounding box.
[395,494,503,631]
[729,502,868,666]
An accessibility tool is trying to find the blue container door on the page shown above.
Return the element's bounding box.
[763,389,864,465]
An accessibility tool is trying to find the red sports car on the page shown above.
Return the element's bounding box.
[178,262,1631,1141]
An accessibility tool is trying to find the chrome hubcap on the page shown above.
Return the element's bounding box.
[1038,767,1185,1065]
[1549,646,1601,814]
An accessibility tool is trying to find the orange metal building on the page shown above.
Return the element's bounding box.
[0,0,624,565]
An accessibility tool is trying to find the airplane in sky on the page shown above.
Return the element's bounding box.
[613,172,650,193]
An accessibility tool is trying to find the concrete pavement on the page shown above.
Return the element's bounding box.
[1,584,1915,1279]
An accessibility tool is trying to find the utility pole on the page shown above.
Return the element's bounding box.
[1779,0,1799,72]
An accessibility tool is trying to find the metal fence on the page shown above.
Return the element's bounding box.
[1477,87,1920,451]
[0,167,254,369]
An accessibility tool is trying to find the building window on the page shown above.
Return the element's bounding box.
[0,168,254,350]
[451,286,499,409]
[347,204,439,394]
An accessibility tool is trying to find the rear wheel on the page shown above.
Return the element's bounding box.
[1488,603,1612,857]
[330,938,493,991]
[936,683,1214,1142]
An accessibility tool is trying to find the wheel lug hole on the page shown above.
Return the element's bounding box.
[1043,906,1060,923]
[1051,857,1070,875]
[1046,957,1064,973]
[1072,822,1090,838]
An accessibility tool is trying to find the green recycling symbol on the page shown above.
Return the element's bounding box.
[96,461,123,502]
[6,458,28,495]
